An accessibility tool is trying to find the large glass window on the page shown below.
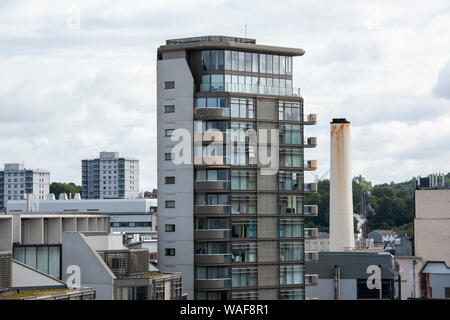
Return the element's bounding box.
[232,219,256,238]
[273,55,279,74]
[232,267,257,287]
[245,52,252,72]
[280,195,303,214]
[266,54,273,74]
[232,243,257,262]
[195,169,229,181]
[280,56,286,75]
[280,265,304,285]
[210,50,224,70]
[195,193,229,206]
[230,98,255,119]
[231,195,256,215]
[196,266,230,280]
[279,171,302,191]
[280,242,303,261]
[280,288,304,300]
[232,51,239,71]
[224,50,232,69]
[195,218,229,230]
[202,51,210,70]
[195,242,229,254]
[231,170,256,190]
[195,97,228,109]
[286,56,292,75]
[211,74,224,91]
[259,54,266,73]
[280,148,303,167]
[238,51,245,71]
[278,101,301,121]
[252,53,259,72]
[281,125,302,144]
[280,219,303,238]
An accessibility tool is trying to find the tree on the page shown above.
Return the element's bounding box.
[50,182,82,199]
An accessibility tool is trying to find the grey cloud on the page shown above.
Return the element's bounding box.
[433,60,450,99]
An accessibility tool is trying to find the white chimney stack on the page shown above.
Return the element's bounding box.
[329,118,355,251]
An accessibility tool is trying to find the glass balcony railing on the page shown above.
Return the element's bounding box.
[201,82,301,97]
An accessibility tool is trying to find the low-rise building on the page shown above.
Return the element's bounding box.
[7,196,157,242]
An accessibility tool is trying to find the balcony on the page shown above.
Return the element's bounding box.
[201,82,301,97]
[194,253,231,264]
[304,137,317,148]
[304,251,319,262]
[194,107,230,119]
[303,160,318,171]
[304,228,318,239]
[304,183,318,193]
[195,205,231,215]
[194,229,231,240]
[195,180,230,192]
[304,114,317,125]
[194,132,225,144]
[305,274,319,286]
[303,205,318,217]
[194,156,225,166]
[195,279,232,290]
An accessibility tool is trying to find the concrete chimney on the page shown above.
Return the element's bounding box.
[329,118,354,251]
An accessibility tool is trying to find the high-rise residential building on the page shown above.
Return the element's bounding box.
[156,36,318,300]
[81,151,139,199]
[0,163,50,210]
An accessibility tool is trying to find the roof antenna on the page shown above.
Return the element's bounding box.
[245,24,247,38]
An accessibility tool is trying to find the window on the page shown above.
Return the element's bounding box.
[165,176,175,184]
[165,153,172,161]
[230,98,254,119]
[195,242,229,255]
[280,218,303,238]
[238,51,245,71]
[273,55,279,74]
[165,224,175,232]
[165,248,176,256]
[225,50,232,70]
[260,53,266,73]
[445,287,450,298]
[195,266,230,281]
[195,193,229,206]
[280,196,303,214]
[165,105,175,113]
[252,53,258,72]
[279,171,302,191]
[231,170,256,190]
[280,242,303,261]
[280,148,303,167]
[195,218,229,230]
[232,219,256,238]
[280,265,304,285]
[280,289,304,300]
[278,101,301,121]
[165,129,174,137]
[231,195,256,215]
[165,200,175,208]
[281,125,302,144]
[245,52,252,72]
[164,81,175,89]
[232,243,256,262]
[232,267,257,287]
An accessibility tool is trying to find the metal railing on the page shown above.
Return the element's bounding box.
[201,82,301,97]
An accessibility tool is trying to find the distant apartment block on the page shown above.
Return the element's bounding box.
[82,152,139,199]
[0,163,50,210]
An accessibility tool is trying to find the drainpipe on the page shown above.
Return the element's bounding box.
[413,265,416,298]
[334,265,340,300]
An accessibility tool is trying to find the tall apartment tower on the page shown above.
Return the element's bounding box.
[157,36,318,300]
[81,152,139,199]
[0,163,50,209]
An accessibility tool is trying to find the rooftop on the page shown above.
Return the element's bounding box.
[159,35,305,57]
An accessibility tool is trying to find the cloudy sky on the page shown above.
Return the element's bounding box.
[1,0,450,190]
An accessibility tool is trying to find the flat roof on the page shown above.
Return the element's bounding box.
[159,35,305,57]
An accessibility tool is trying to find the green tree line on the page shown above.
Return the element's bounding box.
[50,182,82,199]
[304,174,425,237]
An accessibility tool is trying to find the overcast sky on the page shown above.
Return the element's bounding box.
[1,0,450,191]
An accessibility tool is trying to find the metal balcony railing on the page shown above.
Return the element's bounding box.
[201,82,301,97]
